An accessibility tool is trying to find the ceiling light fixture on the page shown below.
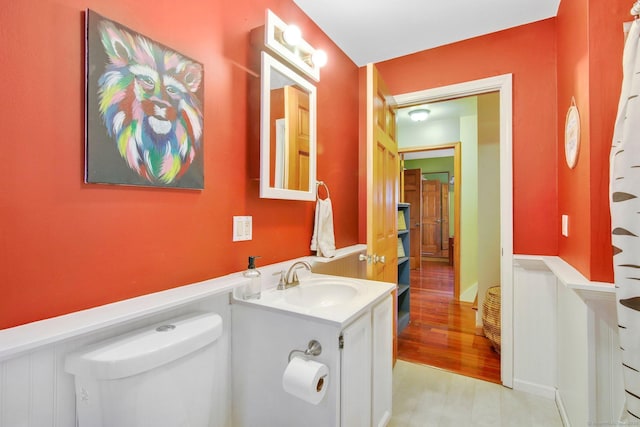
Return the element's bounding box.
[409,108,431,122]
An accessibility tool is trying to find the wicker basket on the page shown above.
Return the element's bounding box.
[482,286,501,354]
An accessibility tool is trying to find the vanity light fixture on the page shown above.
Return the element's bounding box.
[264,9,326,81]
[282,24,302,46]
[281,23,327,68]
[409,108,431,122]
[311,49,328,68]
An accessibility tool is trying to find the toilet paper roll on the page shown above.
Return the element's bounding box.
[282,357,329,405]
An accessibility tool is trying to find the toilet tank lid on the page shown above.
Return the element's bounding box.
[64,312,222,380]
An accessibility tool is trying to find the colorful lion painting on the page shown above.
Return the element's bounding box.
[86,10,204,188]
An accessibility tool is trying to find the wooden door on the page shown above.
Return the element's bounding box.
[441,182,449,252]
[284,86,310,190]
[403,169,422,269]
[269,88,285,188]
[422,180,442,255]
[366,63,398,284]
[366,64,398,361]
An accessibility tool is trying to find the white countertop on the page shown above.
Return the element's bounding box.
[232,273,395,327]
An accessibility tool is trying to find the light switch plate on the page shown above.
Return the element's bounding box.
[561,215,569,237]
[233,216,253,241]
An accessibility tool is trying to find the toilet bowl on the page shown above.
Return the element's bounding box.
[65,311,222,427]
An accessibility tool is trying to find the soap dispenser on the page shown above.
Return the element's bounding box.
[243,256,262,300]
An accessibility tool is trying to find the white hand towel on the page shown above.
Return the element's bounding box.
[310,197,336,257]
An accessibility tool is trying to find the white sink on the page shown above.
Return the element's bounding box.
[284,279,359,309]
[234,273,394,325]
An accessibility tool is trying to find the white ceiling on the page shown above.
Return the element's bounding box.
[293,0,561,66]
[396,97,475,154]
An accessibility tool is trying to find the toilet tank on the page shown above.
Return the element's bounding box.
[65,312,223,427]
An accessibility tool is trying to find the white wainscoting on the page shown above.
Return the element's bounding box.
[0,282,236,427]
[513,255,624,427]
[582,287,625,425]
[513,259,558,398]
[555,272,590,427]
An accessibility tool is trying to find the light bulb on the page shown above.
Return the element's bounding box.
[282,25,302,46]
[311,49,328,67]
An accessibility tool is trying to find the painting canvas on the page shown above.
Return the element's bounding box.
[85,10,204,189]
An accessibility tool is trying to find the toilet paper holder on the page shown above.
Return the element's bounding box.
[288,340,322,362]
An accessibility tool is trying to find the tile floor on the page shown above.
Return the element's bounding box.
[389,360,563,426]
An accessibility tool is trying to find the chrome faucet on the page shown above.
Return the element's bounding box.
[277,261,312,290]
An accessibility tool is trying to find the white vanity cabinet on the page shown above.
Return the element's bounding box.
[340,311,372,426]
[372,295,393,426]
[340,294,392,427]
[231,281,393,427]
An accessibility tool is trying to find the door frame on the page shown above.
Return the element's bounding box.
[393,74,514,388]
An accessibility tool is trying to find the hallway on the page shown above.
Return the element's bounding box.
[397,260,501,384]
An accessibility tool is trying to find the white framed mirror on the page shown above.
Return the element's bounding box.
[260,51,317,201]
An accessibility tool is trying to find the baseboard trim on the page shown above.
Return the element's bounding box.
[460,282,478,303]
[556,389,571,427]
[378,410,391,427]
[513,378,556,399]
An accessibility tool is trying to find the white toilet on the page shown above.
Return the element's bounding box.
[65,312,222,427]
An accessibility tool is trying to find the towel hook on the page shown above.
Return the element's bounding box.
[316,180,330,200]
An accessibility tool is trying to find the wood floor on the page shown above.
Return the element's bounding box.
[397,260,501,384]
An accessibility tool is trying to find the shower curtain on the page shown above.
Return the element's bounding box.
[611,17,640,422]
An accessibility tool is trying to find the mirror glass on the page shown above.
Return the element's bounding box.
[260,52,317,201]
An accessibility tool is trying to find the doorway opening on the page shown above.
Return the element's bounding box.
[393,74,513,387]
[399,142,501,384]
[401,143,461,300]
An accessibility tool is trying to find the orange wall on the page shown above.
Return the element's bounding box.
[557,0,627,282]
[556,0,592,278]
[0,0,360,329]
[375,19,559,256]
[588,1,628,282]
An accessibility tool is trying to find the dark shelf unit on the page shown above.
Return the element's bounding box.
[397,203,411,334]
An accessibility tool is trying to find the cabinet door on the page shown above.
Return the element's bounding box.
[372,295,393,427]
[340,312,372,427]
